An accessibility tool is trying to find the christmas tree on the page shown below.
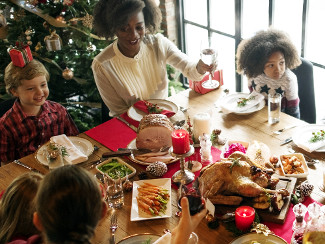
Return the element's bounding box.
[0,0,110,132]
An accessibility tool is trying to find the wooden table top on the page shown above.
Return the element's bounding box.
[1,88,325,244]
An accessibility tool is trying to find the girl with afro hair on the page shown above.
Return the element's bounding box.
[236,28,301,118]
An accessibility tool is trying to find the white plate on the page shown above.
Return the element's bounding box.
[127,99,178,122]
[96,157,136,182]
[131,178,171,221]
[230,233,286,244]
[35,136,93,166]
[117,233,161,244]
[279,153,309,178]
[292,125,325,152]
[220,93,265,115]
[127,139,177,165]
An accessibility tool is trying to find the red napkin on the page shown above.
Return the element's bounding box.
[120,112,140,128]
[133,100,176,117]
[263,197,323,243]
[85,118,136,151]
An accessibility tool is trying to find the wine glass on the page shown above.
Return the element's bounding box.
[200,40,219,89]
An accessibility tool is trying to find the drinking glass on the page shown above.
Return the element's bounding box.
[106,172,124,209]
[200,39,219,89]
[268,93,281,124]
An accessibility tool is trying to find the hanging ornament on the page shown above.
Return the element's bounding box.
[44,30,62,51]
[62,67,74,80]
[63,0,74,6]
[55,16,66,24]
[43,21,49,30]
[35,42,43,52]
[87,42,97,52]
[26,0,39,6]
[0,12,8,39]
[82,13,93,29]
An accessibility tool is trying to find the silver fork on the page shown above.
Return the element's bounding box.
[273,125,298,135]
[109,211,118,244]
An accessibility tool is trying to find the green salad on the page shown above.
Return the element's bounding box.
[98,159,133,179]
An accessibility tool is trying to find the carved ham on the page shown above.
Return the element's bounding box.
[136,114,174,150]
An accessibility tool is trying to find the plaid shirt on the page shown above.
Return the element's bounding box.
[0,100,79,163]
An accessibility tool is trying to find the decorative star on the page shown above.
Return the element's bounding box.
[260,85,270,94]
[251,80,257,90]
[275,87,284,95]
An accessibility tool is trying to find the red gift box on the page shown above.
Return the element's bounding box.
[189,70,224,95]
[9,45,33,68]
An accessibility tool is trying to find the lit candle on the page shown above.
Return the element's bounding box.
[235,206,255,231]
[193,112,211,142]
[172,129,190,154]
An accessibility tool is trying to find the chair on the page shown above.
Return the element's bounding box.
[291,57,316,124]
[0,98,16,118]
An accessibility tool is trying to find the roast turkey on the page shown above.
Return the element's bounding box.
[199,152,281,206]
[136,114,174,150]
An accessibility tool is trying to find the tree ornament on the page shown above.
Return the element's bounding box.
[63,0,74,6]
[35,42,43,52]
[0,12,8,39]
[43,21,49,29]
[87,42,96,52]
[56,15,66,24]
[27,41,32,46]
[44,30,62,51]
[62,67,74,80]
[146,161,168,176]
[26,0,39,6]
[82,13,93,29]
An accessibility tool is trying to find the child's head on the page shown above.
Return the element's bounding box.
[236,28,301,79]
[33,165,105,244]
[0,172,43,243]
[4,59,50,95]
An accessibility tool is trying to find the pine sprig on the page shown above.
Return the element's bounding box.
[237,95,256,107]
[224,212,260,237]
[309,130,325,143]
[229,158,241,173]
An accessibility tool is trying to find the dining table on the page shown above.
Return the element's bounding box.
[1,87,325,244]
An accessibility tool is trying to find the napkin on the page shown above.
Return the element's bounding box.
[294,131,325,153]
[221,91,264,114]
[152,232,171,244]
[133,100,176,117]
[50,134,88,164]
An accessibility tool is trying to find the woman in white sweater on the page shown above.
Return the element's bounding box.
[92,0,212,116]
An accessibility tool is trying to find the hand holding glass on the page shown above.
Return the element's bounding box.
[200,41,219,89]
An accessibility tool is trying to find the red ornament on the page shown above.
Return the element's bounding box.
[9,44,33,68]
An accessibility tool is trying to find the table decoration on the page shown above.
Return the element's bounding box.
[171,129,190,154]
[292,203,308,231]
[199,133,212,164]
[235,206,256,231]
[193,112,211,142]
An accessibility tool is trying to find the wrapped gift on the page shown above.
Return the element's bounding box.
[9,44,33,68]
[44,30,62,51]
[189,70,224,95]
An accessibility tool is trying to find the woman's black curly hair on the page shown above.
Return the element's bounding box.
[236,28,301,79]
[93,0,162,40]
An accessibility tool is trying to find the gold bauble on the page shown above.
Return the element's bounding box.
[62,68,74,80]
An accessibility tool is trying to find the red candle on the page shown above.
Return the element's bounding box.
[172,129,190,154]
[235,206,255,231]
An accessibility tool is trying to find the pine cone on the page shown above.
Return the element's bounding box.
[146,161,168,177]
[297,181,314,197]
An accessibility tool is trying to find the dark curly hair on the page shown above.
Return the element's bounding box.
[93,0,162,40]
[236,28,301,79]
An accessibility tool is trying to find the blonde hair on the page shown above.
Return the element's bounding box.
[0,172,43,244]
[4,59,50,95]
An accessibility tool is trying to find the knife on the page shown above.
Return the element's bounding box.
[116,116,137,132]
[280,137,293,146]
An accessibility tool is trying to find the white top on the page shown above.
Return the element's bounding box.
[92,33,204,116]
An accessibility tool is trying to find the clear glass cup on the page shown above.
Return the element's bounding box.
[200,39,219,89]
[187,232,199,244]
[45,143,64,170]
[268,93,281,124]
[106,173,124,209]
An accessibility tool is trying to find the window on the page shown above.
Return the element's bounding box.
[179,0,325,122]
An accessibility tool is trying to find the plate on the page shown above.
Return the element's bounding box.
[35,136,93,166]
[220,93,265,115]
[117,233,161,244]
[95,157,136,182]
[230,233,286,244]
[131,178,172,221]
[292,125,325,152]
[127,99,178,122]
[127,139,177,165]
[279,153,309,178]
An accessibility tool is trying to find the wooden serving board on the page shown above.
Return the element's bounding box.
[214,176,297,224]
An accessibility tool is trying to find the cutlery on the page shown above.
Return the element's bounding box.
[116,116,137,132]
[109,211,118,244]
[13,160,41,173]
[280,137,293,146]
[173,119,186,128]
[273,125,298,135]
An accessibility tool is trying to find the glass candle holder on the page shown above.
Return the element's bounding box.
[292,203,308,231]
[199,133,212,164]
